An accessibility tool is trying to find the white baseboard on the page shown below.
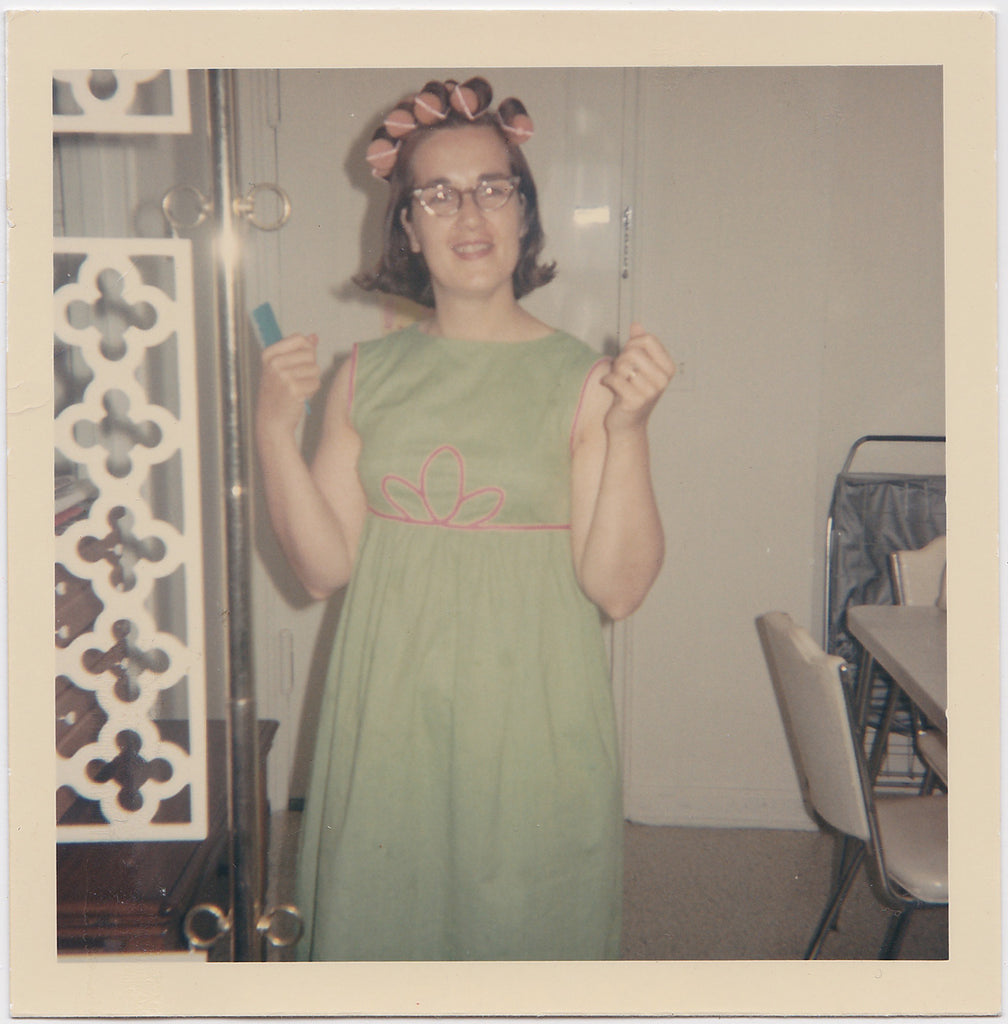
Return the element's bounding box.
[623,779,819,831]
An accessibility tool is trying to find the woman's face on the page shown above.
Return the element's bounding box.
[400,125,525,308]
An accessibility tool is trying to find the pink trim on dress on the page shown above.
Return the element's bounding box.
[373,445,570,532]
[367,507,570,532]
[569,357,612,455]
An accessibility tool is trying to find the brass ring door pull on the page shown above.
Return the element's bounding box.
[161,184,213,231]
[183,902,231,950]
[161,182,291,232]
[233,183,292,231]
[257,903,304,948]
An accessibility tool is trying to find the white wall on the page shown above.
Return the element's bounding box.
[236,67,945,826]
[624,66,944,826]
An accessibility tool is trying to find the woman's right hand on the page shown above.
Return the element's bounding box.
[256,333,322,436]
[254,339,365,599]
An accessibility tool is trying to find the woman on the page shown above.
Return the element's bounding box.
[255,77,675,960]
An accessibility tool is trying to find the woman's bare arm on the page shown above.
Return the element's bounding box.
[255,335,367,600]
[570,324,675,620]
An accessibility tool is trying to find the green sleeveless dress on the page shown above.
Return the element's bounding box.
[294,323,623,960]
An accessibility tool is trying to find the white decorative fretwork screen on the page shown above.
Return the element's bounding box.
[54,70,191,134]
[54,237,208,842]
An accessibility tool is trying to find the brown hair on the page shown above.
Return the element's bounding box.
[353,112,557,309]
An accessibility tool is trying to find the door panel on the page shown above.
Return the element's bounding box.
[620,67,944,827]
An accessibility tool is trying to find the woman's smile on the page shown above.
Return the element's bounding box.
[451,238,494,259]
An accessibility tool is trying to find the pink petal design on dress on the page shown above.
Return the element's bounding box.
[377,446,505,529]
[420,446,463,522]
[453,486,506,527]
[381,474,433,522]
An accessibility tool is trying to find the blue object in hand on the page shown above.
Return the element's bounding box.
[252,302,284,347]
[251,302,310,414]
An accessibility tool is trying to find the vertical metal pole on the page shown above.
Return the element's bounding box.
[206,68,264,962]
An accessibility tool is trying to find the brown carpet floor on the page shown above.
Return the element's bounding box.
[620,820,947,959]
[268,812,947,961]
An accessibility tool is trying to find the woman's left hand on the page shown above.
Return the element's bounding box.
[600,322,676,433]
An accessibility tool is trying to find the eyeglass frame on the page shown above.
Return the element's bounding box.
[411,175,521,217]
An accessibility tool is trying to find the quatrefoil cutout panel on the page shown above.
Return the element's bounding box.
[65,267,159,362]
[58,613,182,713]
[55,238,207,842]
[60,719,196,828]
[56,387,180,483]
[59,500,185,601]
[73,505,167,593]
[54,254,180,374]
[68,389,161,475]
[85,728,175,815]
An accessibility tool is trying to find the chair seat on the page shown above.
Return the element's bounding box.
[875,794,948,903]
[917,730,948,783]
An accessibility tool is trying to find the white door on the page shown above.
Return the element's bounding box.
[613,66,945,828]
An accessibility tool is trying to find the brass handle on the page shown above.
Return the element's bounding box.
[257,903,304,949]
[162,182,291,232]
[233,183,292,231]
[161,184,212,231]
[183,902,231,950]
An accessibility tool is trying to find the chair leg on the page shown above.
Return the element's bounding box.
[854,653,876,735]
[867,684,900,782]
[879,908,914,959]
[910,708,943,794]
[828,835,848,897]
[806,843,866,959]
[827,835,860,920]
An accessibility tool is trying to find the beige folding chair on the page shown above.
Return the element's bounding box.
[890,534,946,607]
[756,611,947,958]
[890,535,948,789]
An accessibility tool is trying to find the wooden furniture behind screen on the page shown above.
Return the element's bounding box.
[56,538,278,954]
[57,719,278,954]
